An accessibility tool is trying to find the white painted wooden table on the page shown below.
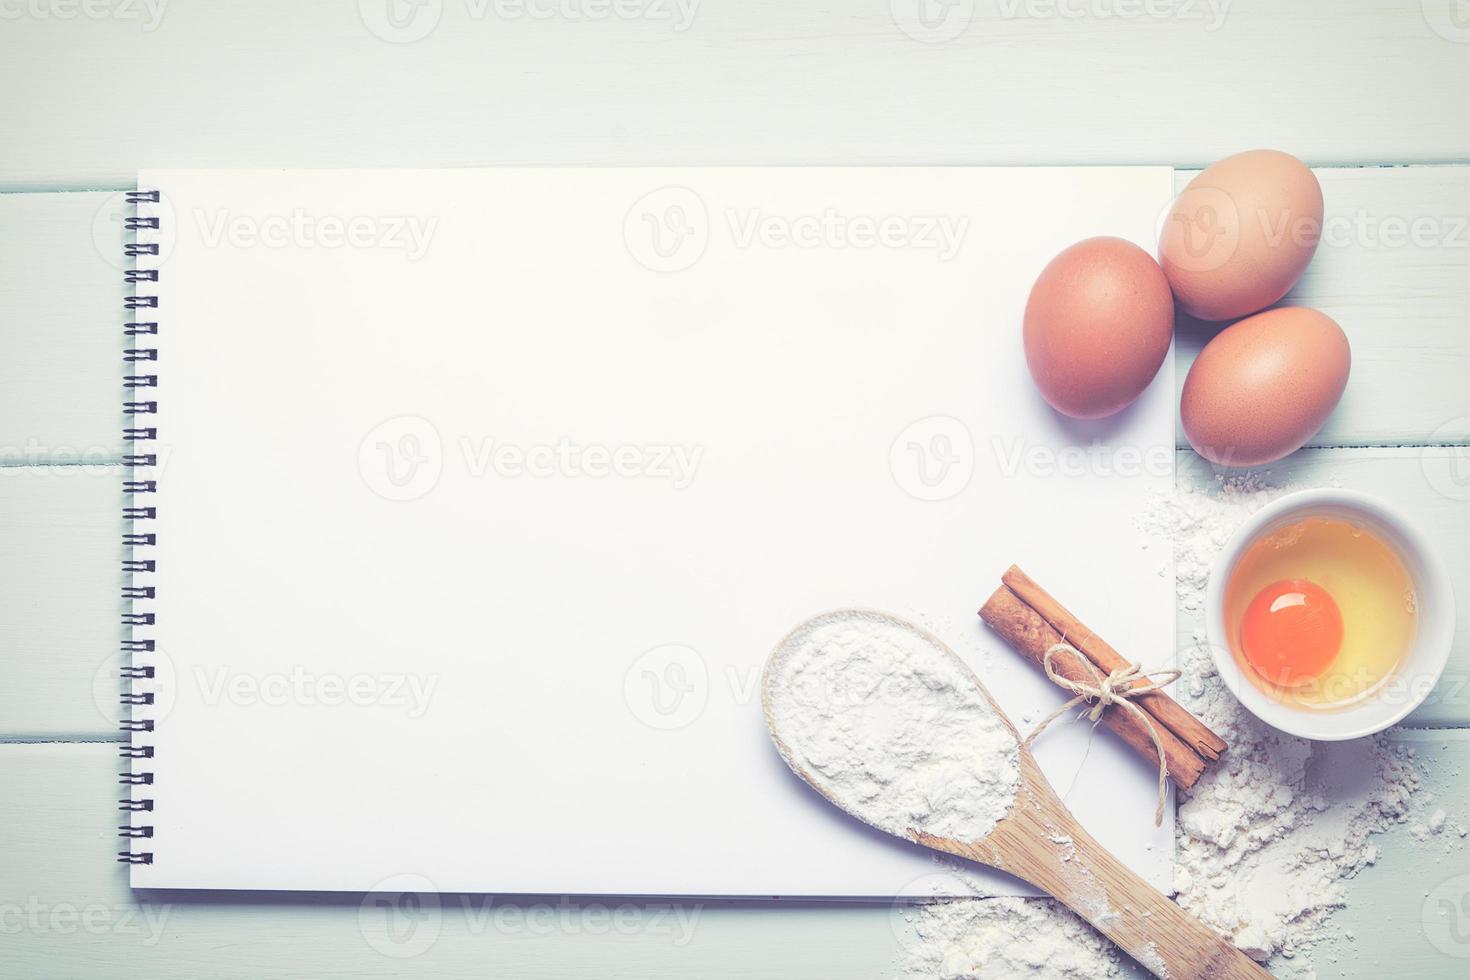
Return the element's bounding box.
[1,2,1467,976]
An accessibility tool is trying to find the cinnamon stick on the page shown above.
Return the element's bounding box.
[979,584,1207,790]
[1002,565,1228,763]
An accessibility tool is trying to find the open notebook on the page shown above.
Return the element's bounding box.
[119,168,1176,896]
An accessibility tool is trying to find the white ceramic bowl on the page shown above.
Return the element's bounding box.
[1205,489,1455,740]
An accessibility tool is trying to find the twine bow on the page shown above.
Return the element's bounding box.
[1024,643,1182,826]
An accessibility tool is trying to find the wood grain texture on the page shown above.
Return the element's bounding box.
[0,193,126,463]
[0,1,1468,188]
[921,749,1270,978]
[2,735,1464,979]
[0,466,121,739]
[4,449,1465,737]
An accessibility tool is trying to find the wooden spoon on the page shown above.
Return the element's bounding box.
[762,609,1271,980]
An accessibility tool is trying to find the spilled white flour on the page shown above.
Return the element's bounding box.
[895,474,1459,979]
[764,609,1021,844]
[899,895,1125,979]
[1144,477,1425,972]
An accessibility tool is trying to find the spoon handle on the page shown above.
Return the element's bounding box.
[1019,820,1271,979]
[949,753,1273,979]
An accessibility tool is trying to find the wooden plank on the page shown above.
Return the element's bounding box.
[1327,727,1470,979]
[1,735,1463,978]
[0,192,126,463]
[4,448,1465,738]
[0,169,1467,460]
[0,466,120,740]
[0,2,1467,189]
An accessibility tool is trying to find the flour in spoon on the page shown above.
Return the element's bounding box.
[765,610,1021,843]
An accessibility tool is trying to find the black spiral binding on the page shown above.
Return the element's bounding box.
[118,190,160,866]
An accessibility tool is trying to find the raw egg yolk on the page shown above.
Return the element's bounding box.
[1240,579,1343,687]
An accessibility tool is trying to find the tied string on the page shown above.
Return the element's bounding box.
[1023,643,1182,827]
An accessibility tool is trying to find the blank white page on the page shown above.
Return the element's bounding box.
[128,167,1176,896]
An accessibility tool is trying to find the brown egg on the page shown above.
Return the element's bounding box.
[1160,150,1323,321]
[1181,307,1350,467]
[1022,237,1174,419]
